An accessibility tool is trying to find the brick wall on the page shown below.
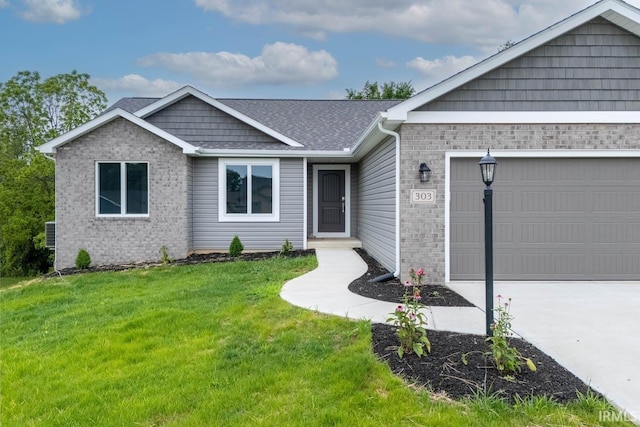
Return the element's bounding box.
[54,118,191,268]
[399,123,640,284]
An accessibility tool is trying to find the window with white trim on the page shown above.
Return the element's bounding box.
[219,159,279,222]
[96,162,149,216]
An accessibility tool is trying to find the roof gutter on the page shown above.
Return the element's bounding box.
[192,148,354,158]
[377,120,401,278]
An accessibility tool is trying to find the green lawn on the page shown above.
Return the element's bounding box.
[1,257,626,426]
[0,276,31,289]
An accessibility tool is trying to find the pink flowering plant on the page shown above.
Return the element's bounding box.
[386,268,431,358]
[487,295,536,374]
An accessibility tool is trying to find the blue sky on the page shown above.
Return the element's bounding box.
[1,0,637,105]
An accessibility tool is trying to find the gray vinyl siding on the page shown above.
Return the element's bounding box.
[419,17,640,111]
[192,157,305,250]
[357,137,396,272]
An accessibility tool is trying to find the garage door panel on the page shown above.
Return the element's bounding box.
[554,223,586,244]
[626,223,640,243]
[451,157,640,280]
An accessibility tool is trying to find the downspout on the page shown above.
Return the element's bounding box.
[377,121,401,278]
[40,152,57,271]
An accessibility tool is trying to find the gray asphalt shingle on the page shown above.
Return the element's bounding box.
[106,96,401,151]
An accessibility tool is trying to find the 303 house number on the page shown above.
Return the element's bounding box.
[411,189,436,204]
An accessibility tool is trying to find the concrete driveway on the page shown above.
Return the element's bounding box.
[447,281,640,423]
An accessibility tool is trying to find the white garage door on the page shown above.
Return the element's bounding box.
[450,157,640,280]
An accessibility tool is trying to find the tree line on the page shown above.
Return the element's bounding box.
[0,71,106,276]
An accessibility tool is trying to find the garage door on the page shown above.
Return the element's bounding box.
[450,157,640,280]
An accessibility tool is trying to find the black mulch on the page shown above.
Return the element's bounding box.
[348,248,474,307]
[351,248,601,404]
[44,249,316,277]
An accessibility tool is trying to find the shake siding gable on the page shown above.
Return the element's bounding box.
[419,17,640,111]
[54,118,190,268]
[192,157,304,251]
[146,95,283,147]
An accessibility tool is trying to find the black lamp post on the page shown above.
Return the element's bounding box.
[479,149,497,336]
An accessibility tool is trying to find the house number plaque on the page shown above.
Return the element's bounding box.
[411,189,436,204]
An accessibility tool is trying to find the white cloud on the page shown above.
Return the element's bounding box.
[0,0,10,9]
[91,74,184,97]
[20,0,84,24]
[375,58,396,68]
[137,42,338,86]
[194,0,596,52]
[408,55,477,79]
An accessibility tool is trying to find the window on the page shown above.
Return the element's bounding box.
[219,159,279,222]
[96,162,148,216]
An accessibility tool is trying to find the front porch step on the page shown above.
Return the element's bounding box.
[307,238,362,249]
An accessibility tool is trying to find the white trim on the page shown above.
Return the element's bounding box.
[406,111,640,124]
[312,164,351,238]
[195,148,351,158]
[135,86,304,148]
[218,158,280,223]
[444,148,640,281]
[302,158,308,250]
[95,161,150,218]
[38,108,198,155]
[386,0,640,121]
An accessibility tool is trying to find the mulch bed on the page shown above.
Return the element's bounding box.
[348,248,474,307]
[350,248,601,403]
[44,249,315,277]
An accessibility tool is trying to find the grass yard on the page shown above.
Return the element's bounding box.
[0,276,31,290]
[1,256,625,426]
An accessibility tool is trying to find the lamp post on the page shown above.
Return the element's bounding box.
[479,149,497,336]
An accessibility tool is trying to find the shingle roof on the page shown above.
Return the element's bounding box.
[106,96,401,151]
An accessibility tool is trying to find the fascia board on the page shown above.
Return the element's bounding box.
[405,110,640,124]
[37,108,198,154]
[386,0,640,121]
[194,148,353,159]
[134,85,305,148]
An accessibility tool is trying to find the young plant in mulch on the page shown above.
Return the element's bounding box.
[75,248,91,270]
[229,235,244,257]
[463,295,536,376]
[386,268,431,358]
[279,239,294,256]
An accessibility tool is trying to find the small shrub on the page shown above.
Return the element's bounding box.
[159,245,173,264]
[75,248,91,270]
[229,235,244,257]
[279,239,293,256]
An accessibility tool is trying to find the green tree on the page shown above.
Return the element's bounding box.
[0,70,107,276]
[346,80,414,100]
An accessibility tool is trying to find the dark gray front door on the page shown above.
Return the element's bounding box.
[318,170,345,233]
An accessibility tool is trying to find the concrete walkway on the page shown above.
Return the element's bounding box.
[280,249,640,424]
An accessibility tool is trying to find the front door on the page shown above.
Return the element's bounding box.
[318,169,345,233]
[313,165,350,237]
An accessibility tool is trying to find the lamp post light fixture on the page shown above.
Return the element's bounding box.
[419,162,431,182]
[479,149,497,336]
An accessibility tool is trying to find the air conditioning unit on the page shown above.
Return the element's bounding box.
[45,221,56,249]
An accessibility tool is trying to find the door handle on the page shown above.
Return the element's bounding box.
[342,196,345,213]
